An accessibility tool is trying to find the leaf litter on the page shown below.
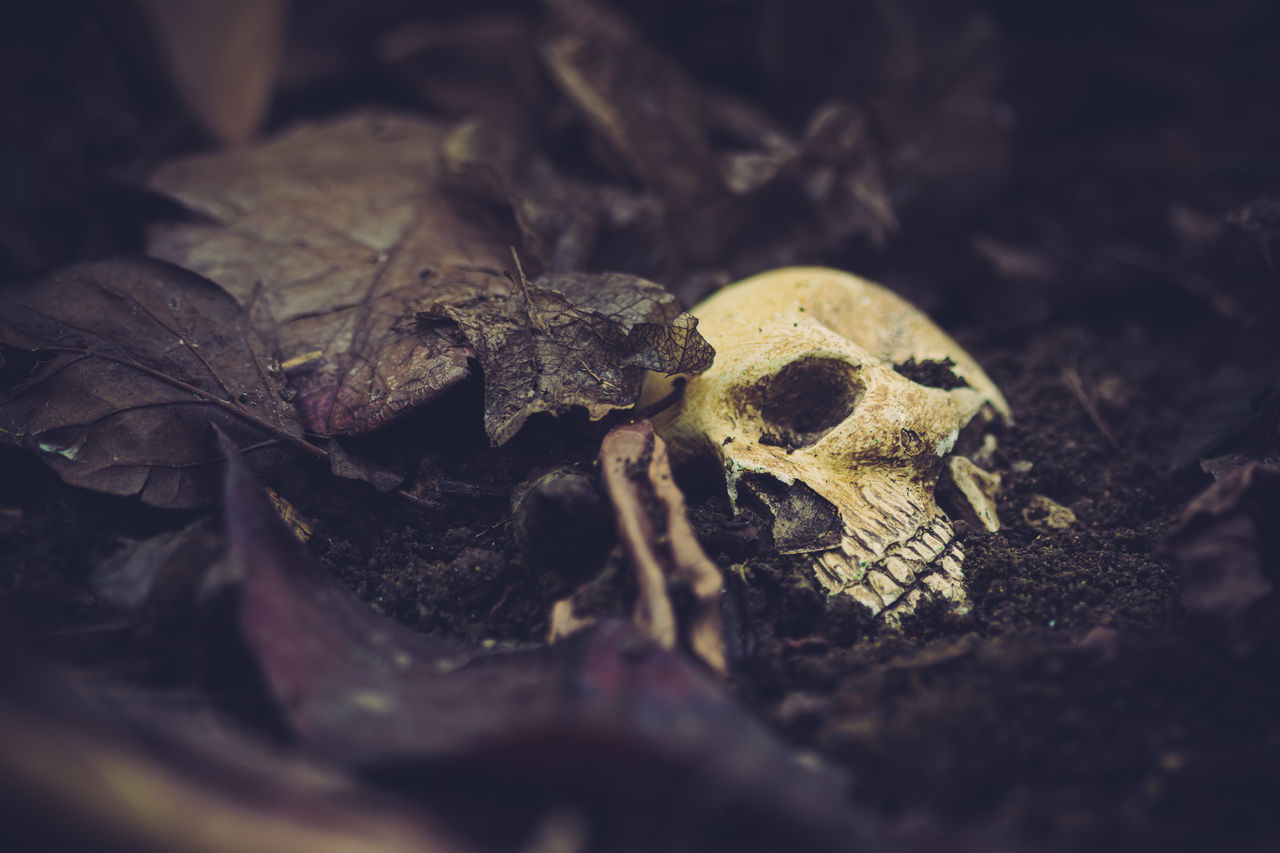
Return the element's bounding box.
[148,110,712,444]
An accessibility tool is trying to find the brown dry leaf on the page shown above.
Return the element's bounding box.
[380,14,543,128]
[436,270,713,445]
[0,256,304,508]
[136,0,288,146]
[147,111,497,436]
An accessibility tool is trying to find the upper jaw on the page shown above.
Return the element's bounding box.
[812,511,969,622]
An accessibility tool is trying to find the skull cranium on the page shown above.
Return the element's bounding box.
[642,267,1010,622]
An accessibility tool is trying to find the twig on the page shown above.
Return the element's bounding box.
[507,245,550,335]
[1061,362,1119,448]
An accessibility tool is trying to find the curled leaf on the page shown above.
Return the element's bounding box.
[1167,462,1280,656]
[0,256,303,508]
[0,657,471,853]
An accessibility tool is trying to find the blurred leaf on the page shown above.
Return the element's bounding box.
[441,117,663,275]
[536,1,896,264]
[92,516,225,611]
[1167,462,1280,657]
[539,0,721,210]
[1169,366,1264,472]
[1227,196,1280,270]
[0,654,472,853]
[380,14,543,127]
[0,256,303,508]
[136,0,287,146]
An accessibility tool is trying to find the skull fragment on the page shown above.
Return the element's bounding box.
[642,267,1010,622]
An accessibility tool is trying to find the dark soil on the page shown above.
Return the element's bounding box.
[4,2,1280,852]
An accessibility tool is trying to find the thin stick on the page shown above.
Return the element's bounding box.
[1061,362,1119,448]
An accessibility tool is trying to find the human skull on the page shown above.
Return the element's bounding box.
[642,267,1010,622]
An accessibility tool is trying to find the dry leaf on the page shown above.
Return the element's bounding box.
[0,256,303,508]
[536,1,896,261]
[380,14,542,127]
[148,111,489,436]
[436,270,713,445]
[441,117,663,275]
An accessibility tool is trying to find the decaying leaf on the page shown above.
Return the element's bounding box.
[1167,462,1280,656]
[91,516,227,644]
[379,13,544,129]
[325,438,405,494]
[537,0,897,262]
[436,270,713,445]
[539,0,720,211]
[147,111,487,436]
[550,420,726,674]
[0,256,303,508]
[750,0,1009,219]
[149,111,710,443]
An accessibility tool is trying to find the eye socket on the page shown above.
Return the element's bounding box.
[755,357,864,448]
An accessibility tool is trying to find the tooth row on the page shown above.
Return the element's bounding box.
[881,554,916,585]
[880,588,926,627]
[866,569,905,605]
[847,584,885,616]
[808,512,969,623]
[894,516,952,564]
[815,550,860,591]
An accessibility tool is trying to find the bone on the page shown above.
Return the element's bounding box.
[846,584,885,616]
[866,569,905,605]
[882,554,917,586]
